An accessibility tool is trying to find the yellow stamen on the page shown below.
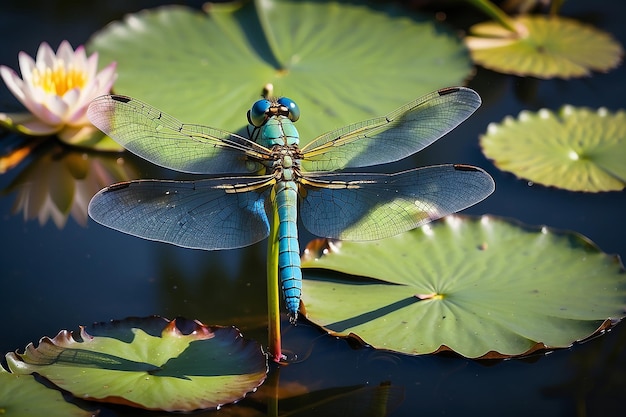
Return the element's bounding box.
[31,59,86,95]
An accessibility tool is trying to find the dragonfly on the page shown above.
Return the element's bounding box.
[87,86,494,324]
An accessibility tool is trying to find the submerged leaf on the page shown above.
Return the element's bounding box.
[480,106,626,192]
[301,215,626,359]
[6,317,267,412]
[465,15,623,78]
[87,1,472,142]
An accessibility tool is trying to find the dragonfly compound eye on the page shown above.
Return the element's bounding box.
[278,97,300,122]
[248,99,272,127]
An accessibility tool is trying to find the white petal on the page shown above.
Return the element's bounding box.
[36,42,56,69]
[57,40,75,64]
[45,94,70,122]
[0,65,27,102]
[70,78,100,120]
[93,62,117,94]
[73,44,88,70]
[63,87,81,108]
[22,92,65,125]
[18,86,59,123]
[20,83,48,113]
[85,52,99,78]
[17,51,36,84]
[63,88,89,124]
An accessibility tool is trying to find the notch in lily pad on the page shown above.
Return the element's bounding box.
[480,106,626,192]
[6,316,268,412]
[301,215,626,359]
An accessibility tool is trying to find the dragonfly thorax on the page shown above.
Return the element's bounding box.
[256,117,300,148]
[268,146,302,181]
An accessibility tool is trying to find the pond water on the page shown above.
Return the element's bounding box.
[1,1,625,416]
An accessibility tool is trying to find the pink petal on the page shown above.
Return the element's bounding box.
[69,62,117,124]
[3,67,66,127]
[18,116,61,135]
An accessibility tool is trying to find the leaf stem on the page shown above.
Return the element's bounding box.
[267,190,282,362]
[465,0,519,33]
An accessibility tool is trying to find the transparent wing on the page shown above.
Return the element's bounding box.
[299,164,494,240]
[88,176,276,250]
[87,95,271,174]
[300,87,481,171]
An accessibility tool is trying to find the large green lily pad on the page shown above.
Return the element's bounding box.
[464,15,623,78]
[6,317,267,412]
[0,365,95,417]
[480,106,626,192]
[301,215,626,359]
[87,0,472,142]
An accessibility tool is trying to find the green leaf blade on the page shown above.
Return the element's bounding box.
[88,1,472,142]
[481,106,626,192]
[465,15,624,79]
[301,215,626,358]
[6,317,267,412]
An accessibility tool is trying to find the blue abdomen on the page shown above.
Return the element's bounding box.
[275,180,302,321]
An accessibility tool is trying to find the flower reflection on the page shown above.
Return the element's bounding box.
[0,41,119,150]
[4,141,138,228]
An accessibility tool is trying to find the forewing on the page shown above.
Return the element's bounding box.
[299,165,494,240]
[87,95,270,174]
[88,176,275,250]
[300,87,481,171]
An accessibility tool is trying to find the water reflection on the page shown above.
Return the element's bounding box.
[1,138,138,228]
[154,243,269,333]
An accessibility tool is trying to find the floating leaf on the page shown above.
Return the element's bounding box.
[301,215,626,359]
[480,106,626,192]
[87,0,472,142]
[6,317,267,412]
[465,15,623,78]
[0,365,94,417]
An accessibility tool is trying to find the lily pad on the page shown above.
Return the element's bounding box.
[0,365,95,417]
[464,15,623,78]
[87,0,472,142]
[6,316,267,412]
[480,106,626,192]
[300,215,626,359]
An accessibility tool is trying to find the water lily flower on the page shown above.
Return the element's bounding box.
[0,40,120,150]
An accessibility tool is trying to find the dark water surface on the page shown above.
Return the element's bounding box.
[1,1,625,416]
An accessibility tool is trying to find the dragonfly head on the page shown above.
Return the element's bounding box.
[247,97,300,127]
